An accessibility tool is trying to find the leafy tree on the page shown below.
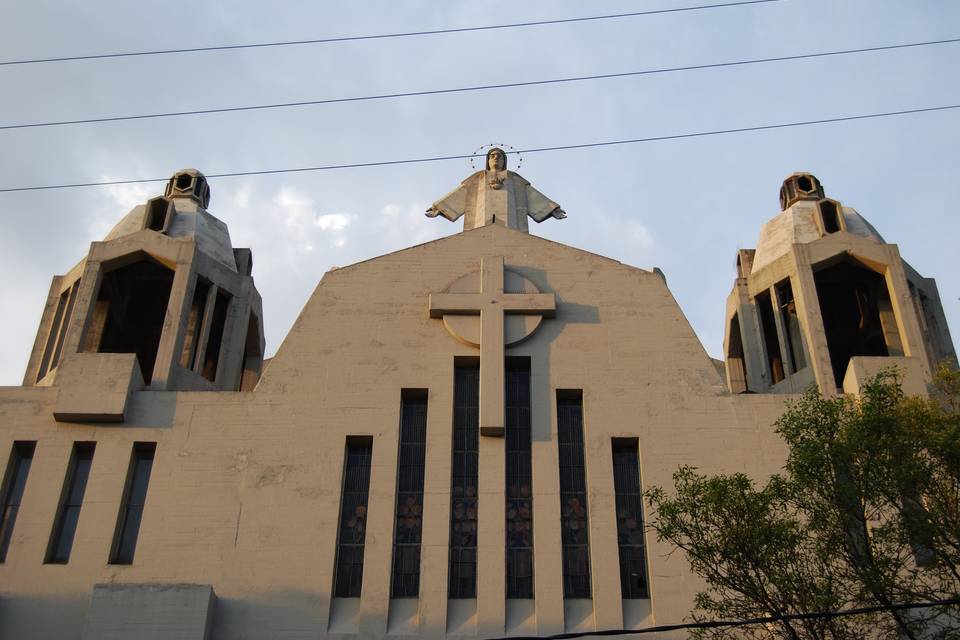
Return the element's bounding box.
[646,366,960,639]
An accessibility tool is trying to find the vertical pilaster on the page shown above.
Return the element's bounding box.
[532,385,564,635]
[770,285,794,376]
[60,257,103,361]
[791,247,836,394]
[418,379,452,637]
[477,434,506,636]
[23,276,65,385]
[359,433,395,636]
[883,245,931,376]
[151,247,197,390]
[587,434,622,630]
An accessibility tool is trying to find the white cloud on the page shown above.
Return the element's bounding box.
[88,180,155,239]
[316,213,351,232]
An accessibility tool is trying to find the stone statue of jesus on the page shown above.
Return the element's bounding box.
[426,147,566,232]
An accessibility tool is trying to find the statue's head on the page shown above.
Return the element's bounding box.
[486,147,507,171]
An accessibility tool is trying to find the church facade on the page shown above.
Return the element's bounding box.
[0,156,953,639]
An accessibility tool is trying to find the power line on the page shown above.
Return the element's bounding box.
[1,103,957,195]
[0,0,783,67]
[3,37,956,132]
[487,597,960,639]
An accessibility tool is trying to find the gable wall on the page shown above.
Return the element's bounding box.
[0,226,794,638]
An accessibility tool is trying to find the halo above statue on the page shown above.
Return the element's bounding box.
[469,143,523,172]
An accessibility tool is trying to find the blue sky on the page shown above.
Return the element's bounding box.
[0,0,957,384]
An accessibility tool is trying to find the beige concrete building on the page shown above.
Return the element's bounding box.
[0,156,954,639]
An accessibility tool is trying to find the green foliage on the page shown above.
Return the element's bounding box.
[646,366,960,640]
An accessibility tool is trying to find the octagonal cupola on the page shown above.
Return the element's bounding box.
[24,168,266,422]
[165,168,211,209]
[779,172,825,210]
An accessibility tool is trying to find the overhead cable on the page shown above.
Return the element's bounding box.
[0,0,783,67]
[2,37,957,132]
[488,597,960,639]
[1,103,957,194]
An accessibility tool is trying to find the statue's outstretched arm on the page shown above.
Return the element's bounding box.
[525,184,566,222]
[425,182,470,222]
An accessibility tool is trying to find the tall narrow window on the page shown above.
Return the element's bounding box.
[612,439,649,599]
[0,442,36,562]
[756,290,785,383]
[333,438,373,598]
[110,442,156,564]
[47,442,95,564]
[38,280,80,381]
[776,279,806,372]
[558,391,591,598]
[505,358,533,599]
[391,391,428,598]
[200,290,231,382]
[179,279,210,369]
[449,362,479,599]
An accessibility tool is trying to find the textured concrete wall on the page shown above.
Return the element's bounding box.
[81,583,213,640]
[0,224,795,638]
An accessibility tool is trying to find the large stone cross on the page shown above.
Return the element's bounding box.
[429,256,555,437]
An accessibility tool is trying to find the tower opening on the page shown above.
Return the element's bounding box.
[238,311,263,391]
[814,257,901,387]
[83,256,174,385]
[756,290,785,384]
[727,313,749,393]
[200,290,230,382]
[819,200,841,233]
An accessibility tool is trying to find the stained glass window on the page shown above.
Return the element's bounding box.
[449,364,479,599]
[612,439,649,598]
[505,358,533,599]
[334,439,373,598]
[391,391,427,598]
[558,392,591,598]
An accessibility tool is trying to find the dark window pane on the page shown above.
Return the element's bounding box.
[449,364,479,599]
[114,505,144,564]
[558,393,591,598]
[111,443,155,564]
[47,443,94,564]
[612,440,649,598]
[391,392,427,598]
[506,360,533,598]
[334,440,373,597]
[51,505,80,563]
[0,442,36,562]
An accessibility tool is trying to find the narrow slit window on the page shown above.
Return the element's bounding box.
[449,362,479,599]
[756,290,785,384]
[47,442,95,564]
[179,280,210,369]
[0,442,36,562]
[391,390,428,598]
[612,439,649,599]
[333,438,373,598]
[505,358,533,599]
[776,279,806,372]
[558,391,591,598]
[50,280,80,372]
[200,290,231,382]
[38,280,81,381]
[110,442,156,565]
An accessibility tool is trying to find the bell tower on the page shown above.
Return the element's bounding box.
[723,172,955,396]
[24,169,266,422]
